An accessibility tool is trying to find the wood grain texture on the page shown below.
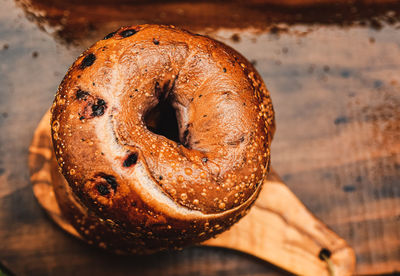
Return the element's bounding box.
[29,111,356,276]
[1,0,400,274]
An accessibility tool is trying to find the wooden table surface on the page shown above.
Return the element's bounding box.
[1,0,400,275]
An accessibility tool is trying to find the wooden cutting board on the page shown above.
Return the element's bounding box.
[29,110,356,276]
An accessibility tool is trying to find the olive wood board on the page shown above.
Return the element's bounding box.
[29,111,356,276]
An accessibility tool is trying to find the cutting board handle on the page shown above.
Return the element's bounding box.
[204,169,356,276]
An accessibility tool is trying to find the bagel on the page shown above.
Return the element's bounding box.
[50,24,275,254]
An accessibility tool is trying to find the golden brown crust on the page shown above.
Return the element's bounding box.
[50,24,275,253]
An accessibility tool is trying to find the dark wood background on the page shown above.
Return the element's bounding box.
[0,0,399,275]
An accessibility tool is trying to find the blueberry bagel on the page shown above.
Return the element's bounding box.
[50,24,275,254]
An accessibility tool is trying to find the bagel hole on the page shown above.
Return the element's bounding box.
[144,98,180,144]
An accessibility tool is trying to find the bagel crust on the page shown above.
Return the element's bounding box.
[51,24,275,254]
